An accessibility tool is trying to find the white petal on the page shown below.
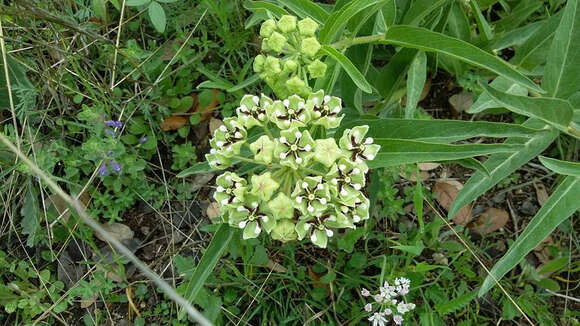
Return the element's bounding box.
[238,220,247,228]
[254,223,261,234]
[303,144,311,151]
[262,215,269,222]
[295,157,303,164]
[280,152,288,159]
[353,183,362,190]
[252,201,259,208]
[352,168,360,174]
[253,96,259,104]
[331,178,338,185]
[366,154,375,160]
[314,111,321,118]
[216,141,225,147]
[339,164,346,171]
[365,137,374,144]
[325,229,333,237]
[298,101,305,109]
[234,132,243,138]
[294,131,302,139]
[221,198,229,205]
[340,189,348,196]
[302,182,309,189]
[316,184,323,190]
[283,99,290,107]
[237,206,246,212]
[219,125,228,132]
[235,182,242,188]
[310,232,317,243]
[318,198,327,204]
[353,215,361,222]
[295,196,303,203]
[332,106,341,113]
[216,186,225,192]
[225,175,232,181]
[258,113,265,120]
[279,136,287,143]
[323,95,331,103]
[210,148,217,154]
[307,205,314,212]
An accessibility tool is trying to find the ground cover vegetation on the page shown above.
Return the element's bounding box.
[0,0,579,325]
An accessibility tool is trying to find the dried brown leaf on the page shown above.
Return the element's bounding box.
[418,162,440,171]
[95,223,134,242]
[449,92,473,114]
[209,118,225,135]
[206,201,220,221]
[469,207,509,234]
[433,181,472,225]
[160,115,187,131]
[534,182,549,206]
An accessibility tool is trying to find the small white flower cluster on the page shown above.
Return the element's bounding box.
[361,278,416,326]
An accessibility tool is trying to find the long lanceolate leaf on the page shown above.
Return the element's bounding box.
[542,0,580,99]
[318,0,386,44]
[479,176,580,295]
[449,119,559,218]
[369,139,521,168]
[480,83,574,134]
[539,156,580,177]
[381,26,542,93]
[321,45,373,93]
[337,118,546,143]
[178,224,233,319]
[276,0,328,24]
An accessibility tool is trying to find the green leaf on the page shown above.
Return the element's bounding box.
[479,176,580,296]
[381,26,542,93]
[490,20,543,51]
[454,158,490,177]
[539,156,580,177]
[21,184,40,247]
[405,51,427,118]
[449,119,558,219]
[227,74,260,93]
[148,1,166,33]
[369,139,521,168]
[319,0,386,44]
[243,1,289,17]
[178,224,233,320]
[375,47,417,99]
[480,82,573,133]
[493,0,542,32]
[542,0,580,99]
[447,1,471,42]
[510,11,563,71]
[381,0,396,29]
[401,0,448,26]
[177,162,214,177]
[467,76,527,113]
[392,241,424,256]
[435,290,477,315]
[469,0,493,41]
[93,0,107,22]
[321,45,372,93]
[126,0,150,6]
[276,0,329,24]
[337,118,545,143]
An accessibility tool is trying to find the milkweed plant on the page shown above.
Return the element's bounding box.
[205,15,382,249]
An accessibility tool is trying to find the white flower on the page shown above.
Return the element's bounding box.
[361,288,371,297]
[393,315,404,325]
[368,312,388,326]
[395,277,411,296]
[374,293,385,303]
[364,303,373,312]
[379,282,397,300]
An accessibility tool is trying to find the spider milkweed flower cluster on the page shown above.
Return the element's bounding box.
[205,91,380,248]
[253,15,327,99]
[361,278,416,326]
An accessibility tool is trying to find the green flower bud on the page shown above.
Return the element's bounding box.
[271,219,297,242]
[268,192,295,220]
[253,54,265,73]
[264,56,282,75]
[261,38,271,51]
[298,18,318,36]
[301,37,321,58]
[249,135,275,164]
[251,172,280,201]
[268,31,287,53]
[277,15,297,33]
[268,95,310,129]
[339,125,381,163]
[214,172,247,206]
[291,176,331,217]
[275,128,316,169]
[285,76,307,95]
[260,18,277,38]
[306,90,344,129]
[283,59,298,72]
[313,138,343,167]
[307,59,327,79]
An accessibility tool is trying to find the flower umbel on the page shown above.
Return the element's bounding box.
[361,278,416,325]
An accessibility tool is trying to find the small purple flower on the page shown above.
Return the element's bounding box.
[111,162,122,173]
[105,120,123,129]
[98,164,109,176]
[105,129,118,137]
[139,136,148,144]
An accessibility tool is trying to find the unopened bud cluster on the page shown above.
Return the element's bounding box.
[253,15,327,99]
[206,91,380,248]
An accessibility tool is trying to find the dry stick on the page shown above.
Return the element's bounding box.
[425,200,536,326]
[110,0,127,89]
[0,133,212,326]
[0,17,20,152]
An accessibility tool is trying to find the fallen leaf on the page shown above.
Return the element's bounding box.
[45,192,89,224]
[80,293,98,308]
[307,266,327,290]
[206,201,220,221]
[433,180,472,225]
[469,207,509,234]
[533,235,554,264]
[534,182,549,206]
[95,223,134,242]
[94,238,140,282]
[449,92,473,114]
[209,117,224,135]
[161,115,187,131]
[195,89,220,121]
[399,170,429,182]
[418,163,440,171]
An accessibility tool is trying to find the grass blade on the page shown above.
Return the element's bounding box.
[179,224,234,319]
[479,176,580,295]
